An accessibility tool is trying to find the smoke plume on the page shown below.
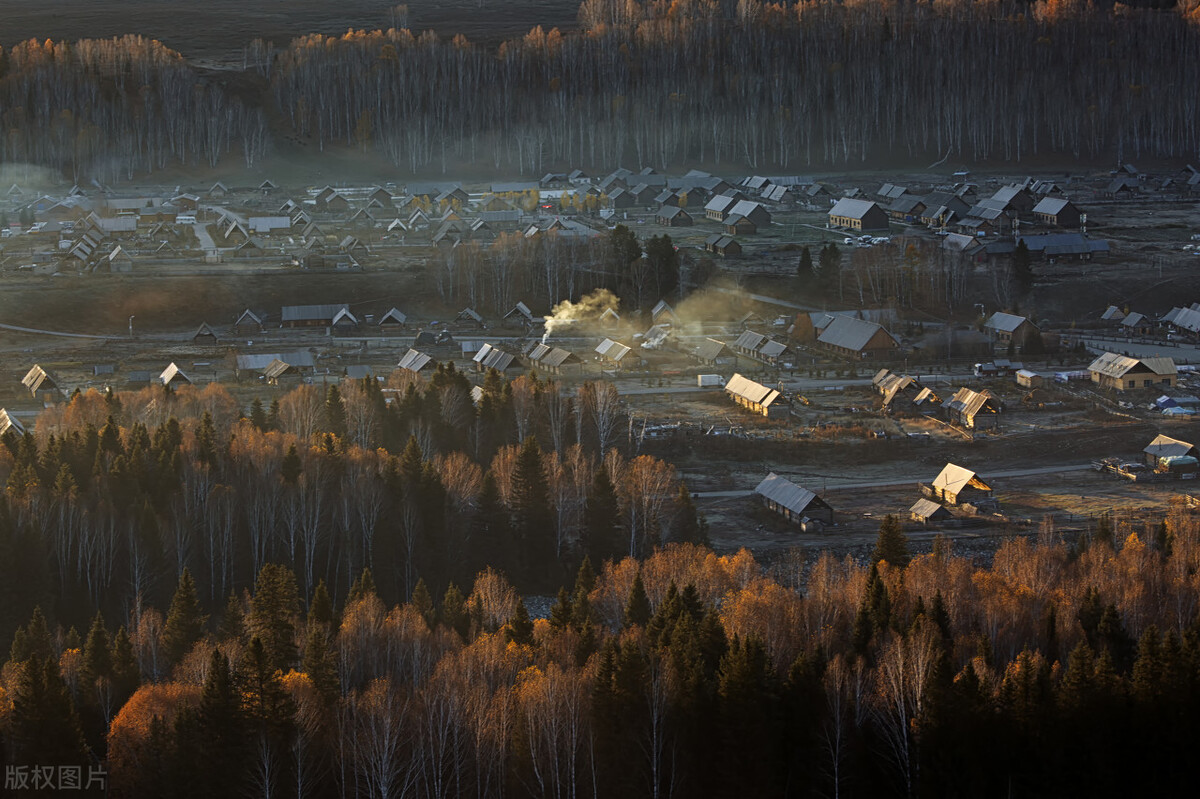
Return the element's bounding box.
[543,289,620,339]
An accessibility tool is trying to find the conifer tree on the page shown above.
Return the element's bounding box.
[218,591,246,642]
[324,385,347,438]
[249,397,267,431]
[871,514,911,568]
[624,571,652,629]
[348,567,377,604]
[440,583,470,641]
[110,625,140,703]
[80,611,112,691]
[308,579,334,630]
[582,466,622,563]
[797,245,815,283]
[668,482,707,545]
[281,443,302,485]
[512,435,555,585]
[302,623,339,706]
[507,598,535,646]
[411,578,435,629]
[161,569,206,670]
[549,587,573,630]
[248,563,301,672]
[8,655,90,767]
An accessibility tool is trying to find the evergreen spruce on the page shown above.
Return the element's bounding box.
[871,514,911,568]
[411,578,436,629]
[248,563,301,672]
[441,583,470,641]
[507,598,535,646]
[162,568,207,668]
[624,571,652,629]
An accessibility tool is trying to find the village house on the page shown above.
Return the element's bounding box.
[1144,434,1198,467]
[472,343,519,373]
[1032,197,1082,228]
[816,316,899,360]
[398,349,435,374]
[656,206,693,227]
[704,235,742,257]
[0,408,26,440]
[1088,352,1177,391]
[754,472,834,529]
[234,309,266,334]
[928,463,994,506]
[828,198,889,232]
[724,373,787,418]
[523,342,582,375]
[192,322,219,345]
[983,312,1039,348]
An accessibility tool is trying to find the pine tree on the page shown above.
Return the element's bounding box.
[236,637,296,736]
[1013,240,1034,294]
[8,656,90,767]
[511,436,555,585]
[162,568,207,668]
[302,623,339,706]
[668,482,707,545]
[441,583,470,641]
[218,591,246,642]
[411,578,436,629]
[348,567,377,604]
[248,563,301,672]
[110,625,140,703]
[80,611,112,691]
[507,598,535,646]
[186,649,247,796]
[871,514,911,568]
[624,570,652,629]
[797,245,815,283]
[266,398,281,431]
[308,579,334,630]
[582,466,622,564]
[549,587,573,630]
[281,443,302,485]
[324,385,347,438]
[249,397,267,431]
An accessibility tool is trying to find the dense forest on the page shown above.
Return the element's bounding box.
[3,378,1200,798]
[4,1,1200,178]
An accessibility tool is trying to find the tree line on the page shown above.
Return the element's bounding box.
[4,1,1200,178]
[4,511,1200,797]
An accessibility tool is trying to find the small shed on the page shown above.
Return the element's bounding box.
[910,498,952,525]
[398,349,435,374]
[22,365,60,400]
[704,234,742,257]
[234,309,266,334]
[1015,370,1043,388]
[456,307,485,328]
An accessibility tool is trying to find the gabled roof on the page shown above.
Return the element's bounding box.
[932,463,992,494]
[910,498,951,520]
[817,316,896,352]
[734,330,767,351]
[1088,352,1177,379]
[331,308,359,327]
[456,307,483,323]
[263,359,299,380]
[22,365,57,393]
[379,308,408,325]
[160,363,190,385]
[1100,305,1125,321]
[693,338,731,362]
[984,312,1031,334]
[596,338,633,362]
[473,343,517,371]
[397,349,434,372]
[0,409,25,438]
[724,373,780,408]
[1032,197,1071,216]
[943,387,998,418]
[1144,434,1196,460]
[754,472,830,515]
[828,197,883,220]
[193,322,219,341]
[504,301,534,322]
[1122,312,1147,328]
